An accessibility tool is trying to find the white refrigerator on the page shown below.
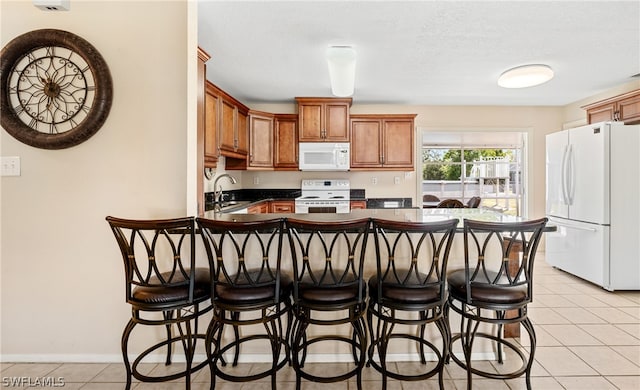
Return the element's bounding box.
[545,121,640,291]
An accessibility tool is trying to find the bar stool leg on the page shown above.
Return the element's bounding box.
[163,311,173,365]
[121,319,136,390]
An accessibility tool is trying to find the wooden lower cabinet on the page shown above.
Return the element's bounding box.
[350,200,366,210]
[270,200,295,213]
[246,200,294,214]
[247,201,269,214]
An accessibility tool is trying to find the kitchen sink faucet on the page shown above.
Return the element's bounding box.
[213,173,237,204]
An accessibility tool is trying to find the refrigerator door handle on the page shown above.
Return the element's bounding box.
[566,144,575,205]
[561,144,569,205]
[557,222,597,232]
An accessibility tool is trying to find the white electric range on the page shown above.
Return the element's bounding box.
[294,179,350,214]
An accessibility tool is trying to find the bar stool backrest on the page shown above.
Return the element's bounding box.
[285,218,371,305]
[196,218,285,305]
[462,218,548,305]
[372,218,459,307]
[106,216,199,310]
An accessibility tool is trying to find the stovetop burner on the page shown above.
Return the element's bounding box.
[296,179,351,202]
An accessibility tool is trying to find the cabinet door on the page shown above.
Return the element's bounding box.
[325,102,350,141]
[197,48,210,216]
[219,97,236,153]
[350,118,381,168]
[204,88,219,166]
[298,102,323,141]
[618,92,640,124]
[350,200,367,210]
[249,113,273,168]
[383,119,414,169]
[247,202,269,214]
[297,98,352,142]
[237,109,248,154]
[274,114,298,169]
[270,200,295,213]
[586,103,615,124]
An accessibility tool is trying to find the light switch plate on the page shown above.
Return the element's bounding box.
[1,156,21,176]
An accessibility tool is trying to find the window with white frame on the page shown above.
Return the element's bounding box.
[421,132,526,216]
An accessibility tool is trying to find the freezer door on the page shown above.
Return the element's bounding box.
[545,130,569,218]
[545,217,610,290]
[567,124,610,224]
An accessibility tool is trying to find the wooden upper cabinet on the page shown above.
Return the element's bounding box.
[274,114,299,169]
[219,96,237,153]
[583,89,640,125]
[351,118,382,167]
[216,89,249,160]
[204,82,219,167]
[618,91,640,124]
[248,110,274,168]
[237,108,248,155]
[296,97,352,142]
[383,118,415,168]
[197,47,210,216]
[350,114,416,170]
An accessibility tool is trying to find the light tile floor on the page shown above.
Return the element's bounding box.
[2,258,639,389]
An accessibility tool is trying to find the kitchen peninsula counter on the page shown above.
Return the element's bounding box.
[201,207,551,340]
[202,207,543,228]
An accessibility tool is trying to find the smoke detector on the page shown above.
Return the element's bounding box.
[33,0,70,11]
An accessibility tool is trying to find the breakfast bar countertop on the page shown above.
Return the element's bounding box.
[202,207,550,229]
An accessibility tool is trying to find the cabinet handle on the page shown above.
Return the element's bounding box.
[380,155,385,164]
[614,110,620,121]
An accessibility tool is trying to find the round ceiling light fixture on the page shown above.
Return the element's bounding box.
[498,64,554,88]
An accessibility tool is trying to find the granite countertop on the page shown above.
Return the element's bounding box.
[201,208,551,231]
[206,188,369,211]
[205,189,424,212]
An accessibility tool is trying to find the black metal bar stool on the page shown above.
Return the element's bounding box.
[196,217,291,390]
[367,218,458,390]
[285,217,371,390]
[106,216,212,390]
[446,218,547,390]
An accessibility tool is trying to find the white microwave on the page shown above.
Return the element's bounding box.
[298,142,350,171]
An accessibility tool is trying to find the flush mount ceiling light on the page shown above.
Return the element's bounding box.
[498,64,554,88]
[326,46,356,97]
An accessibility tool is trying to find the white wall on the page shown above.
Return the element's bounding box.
[1,1,190,361]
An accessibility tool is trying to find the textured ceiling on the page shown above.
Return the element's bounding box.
[198,1,640,106]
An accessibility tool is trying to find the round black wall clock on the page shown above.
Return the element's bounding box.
[0,29,113,149]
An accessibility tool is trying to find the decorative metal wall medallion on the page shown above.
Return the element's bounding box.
[1,29,113,149]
